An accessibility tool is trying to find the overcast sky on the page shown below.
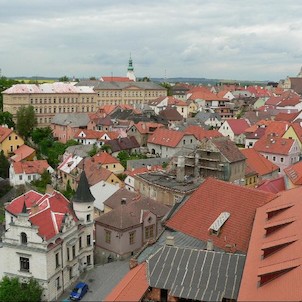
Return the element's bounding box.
[1,0,302,81]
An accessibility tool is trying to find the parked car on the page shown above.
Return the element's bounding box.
[69,282,89,300]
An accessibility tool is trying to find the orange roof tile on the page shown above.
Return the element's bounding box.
[241,148,279,176]
[165,177,276,253]
[10,144,35,162]
[264,121,290,137]
[92,152,120,165]
[74,129,105,139]
[185,125,222,140]
[284,161,302,185]
[13,160,51,174]
[134,122,164,134]
[238,186,302,301]
[256,176,286,193]
[225,119,250,135]
[104,263,148,302]
[147,128,194,147]
[275,112,299,122]
[254,136,295,155]
[0,126,13,143]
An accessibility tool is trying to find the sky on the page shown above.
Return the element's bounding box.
[1,0,302,81]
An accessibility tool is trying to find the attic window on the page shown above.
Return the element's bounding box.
[259,266,297,286]
[266,204,294,220]
[262,239,296,259]
[209,212,230,236]
[265,218,295,236]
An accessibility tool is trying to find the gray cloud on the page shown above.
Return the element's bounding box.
[1,0,302,80]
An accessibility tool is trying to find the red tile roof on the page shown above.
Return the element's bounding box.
[165,177,276,253]
[264,120,290,137]
[74,129,105,139]
[240,148,279,176]
[185,125,222,140]
[104,263,148,302]
[10,144,35,162]
[12,160,51,174]
[254,136,295,155]
[134,122,164,134]
[158,108,183,121]
[148,128,195,147]
[0,126,13,143]
[5,190,77,240]
[126,165,163,177]
[284,160,302,185]
[93,152,120,165]
[256,176,286,193]
[225,119,250,135]
[238,186,302,301]
[274,112,300,122]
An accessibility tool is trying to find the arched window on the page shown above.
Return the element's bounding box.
[21,232,27,244]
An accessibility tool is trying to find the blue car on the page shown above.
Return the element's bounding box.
[69,282,89,300]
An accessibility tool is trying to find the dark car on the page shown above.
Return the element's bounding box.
[69,282,89,300]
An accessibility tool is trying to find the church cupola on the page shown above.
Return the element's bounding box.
[127,54,136,81]
[72,170,95,224]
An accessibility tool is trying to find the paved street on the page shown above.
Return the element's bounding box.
[59,259,130,301]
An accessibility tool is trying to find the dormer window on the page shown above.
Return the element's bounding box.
[209,212,230,236]
[21,232,27,245]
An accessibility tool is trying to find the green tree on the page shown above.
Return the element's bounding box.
[31,127,53,145]
[89,76,97,80]
[88,144,99,157]
[0,276,43,302]
[0,111,15,128]
[117,150,129,168]
[160,82,172,96]
[58,75,69,82]
[0,150,9,178]
[63,180,75,200]
[101,144,111,153]
[16,105,37,140]
[31,170,51,193]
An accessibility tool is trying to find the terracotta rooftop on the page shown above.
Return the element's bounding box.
[158,108,183,121]
[0,126,13,143]
[238,186,302,301]
[284,160,302,185]
[256,176,286,194]
[103,263,148,302]
[240,148,279,176]
[264,120,291,137]
[74,129,105,140]
[12,160,51,175]
[185,125,222,140]
[165,177,276,253]
[92,152,120,165]
[224,119,250,135]
[274,112,300,122]
[10,144,35,162]
[5,190,77,241]
[254,135,296,155]
[133,121,164,134]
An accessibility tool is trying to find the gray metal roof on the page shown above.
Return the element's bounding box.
[136,229,224,263]
[51,113,90,127]
[147,245,245,301]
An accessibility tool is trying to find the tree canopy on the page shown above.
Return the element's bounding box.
[0,150,10,178]
[58,75,69,82]
[0,276,43,302]
[0,111,15,128]
[16,105,37,140]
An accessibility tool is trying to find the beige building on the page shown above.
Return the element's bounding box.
[3,81,167,127]
[2,83,96,127]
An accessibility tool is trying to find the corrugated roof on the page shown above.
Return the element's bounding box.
[148,245,245,301]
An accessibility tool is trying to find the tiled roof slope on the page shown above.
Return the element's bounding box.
[240,148,279,176]
[165,177,276,253]
[104,263,148,302]
[238,186,302,301]
[256,176,286,194]
[6,190,77,240]
[0,126,13,143]
[148,128,191,147]
[12,160,51,174]
[226,119,250,135]
[284,160,302,185]
[10,144,35,162]
[254,136,295,155]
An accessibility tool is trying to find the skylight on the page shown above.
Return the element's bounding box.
[209,212,230,234]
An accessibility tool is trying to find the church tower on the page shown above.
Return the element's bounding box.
[127,54,136,81]
[72,170,95,225]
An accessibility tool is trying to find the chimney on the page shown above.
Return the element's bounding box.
[165,236,175,246]
[206,239,213,251]
[176,155,185,182]
[121,198,127,205]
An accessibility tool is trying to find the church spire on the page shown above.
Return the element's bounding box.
[72,170,95,203]
[127,53,136,81]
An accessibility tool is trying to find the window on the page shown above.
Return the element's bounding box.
[72,245,76,258]
[281,157,284,163]
[87,234,91,246]
[273,156,276,161]
[55,252,60,268]
[129,231,136,245]
[86,214,91,222]
[9,136,11,140]
[105,230,111,244]
[21,232,27,245]
[20,257,29,272]
[79,237,82,250]
[56,276,60,289]
[67,247,70,261]
[87,255,91,265]
[145,225,154,240]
